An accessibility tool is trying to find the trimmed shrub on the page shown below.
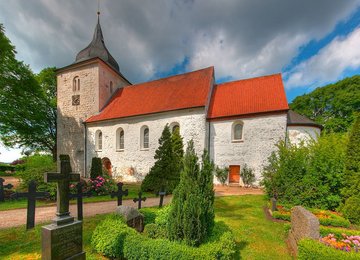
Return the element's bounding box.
[123,225,236,260]
[91,214,137,259]
[298,239,360,260]
[215,166,229,185]
[90,157,102,179]
[143,223,167,239]
[139,207,158,225]
[341,196,360,224]
[241,164,255,187]
[155,205,171,226]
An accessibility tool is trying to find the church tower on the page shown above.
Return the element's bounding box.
[56,13,130,175]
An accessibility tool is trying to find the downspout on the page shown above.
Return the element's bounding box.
[83,121,87,178]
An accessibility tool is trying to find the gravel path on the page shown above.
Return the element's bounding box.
[0,186,263,229]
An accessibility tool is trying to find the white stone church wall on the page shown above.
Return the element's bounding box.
[86,108,207,182]
[287,126,321,146]
[209,113,287,185]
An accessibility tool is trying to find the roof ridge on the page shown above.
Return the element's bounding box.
[216,73,282,87]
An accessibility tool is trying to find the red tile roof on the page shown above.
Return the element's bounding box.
[86,67,214,122]
[207,74,289,119]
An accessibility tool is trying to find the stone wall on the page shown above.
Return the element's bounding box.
[287,126,321,146]
[209,113,287,184]
[86,108,207,181]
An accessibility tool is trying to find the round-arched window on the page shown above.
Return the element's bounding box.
[232,122,244,141]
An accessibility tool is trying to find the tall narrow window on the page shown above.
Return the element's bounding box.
[73,76,80,91]
[232,121,244,141]
[116,128,124,150]
[96,130,102,151]
[140,126,149,149]
[110,81,113,94]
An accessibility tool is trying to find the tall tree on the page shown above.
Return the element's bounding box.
[290,76,360,133]
[0,24,57,160]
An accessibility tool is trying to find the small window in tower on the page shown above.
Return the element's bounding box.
[73,76,80,92]
[110,81,113,94]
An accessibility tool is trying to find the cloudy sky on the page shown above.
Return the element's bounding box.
[1,0,360,162]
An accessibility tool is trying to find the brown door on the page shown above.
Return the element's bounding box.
[229,165,240,183]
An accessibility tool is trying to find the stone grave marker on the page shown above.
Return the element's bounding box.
[110,182,128,206]
[288,206,320,255]
[69,182,92,220]
[271,198,277,212]
[133,191,146,209]
[11,180,49,229]
[41,155,85,260]
[115,205,145,232]
[0,177,13,202]
[158,186,166,208]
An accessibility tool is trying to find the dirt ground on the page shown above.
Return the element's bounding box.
[0,185,263,229]
[0,176,20,188]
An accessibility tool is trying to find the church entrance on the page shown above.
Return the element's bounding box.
[102,157,112,177]
[229,165,240,184]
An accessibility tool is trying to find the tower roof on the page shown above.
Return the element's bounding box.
[75,16,120,72]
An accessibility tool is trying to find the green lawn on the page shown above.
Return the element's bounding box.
[0,183,156,211]
[0,195,291,259]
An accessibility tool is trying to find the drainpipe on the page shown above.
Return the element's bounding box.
[83,121,87,178]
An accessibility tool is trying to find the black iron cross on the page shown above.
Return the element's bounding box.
[110,182,128,206]
[158,187,166,208]
[44,156,80,221]
[11,180,49,229]
[133,191,146,209]
[69,182,92,220]
[0,178,13,202]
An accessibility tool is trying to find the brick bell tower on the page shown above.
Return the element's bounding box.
[56,12,130,176]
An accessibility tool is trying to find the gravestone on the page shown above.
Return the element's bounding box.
[288,206,319,255]
[115,205,144,232]
[271,198,277,212]
[133,191,146,209]
[110,182,128,206]
[41,155,85,260]
[69,182,92,220]
[11,180,49,229]
[158,187,166,208]
[0,178,13,202]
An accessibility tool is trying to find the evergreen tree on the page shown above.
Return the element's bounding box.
[167,140,215,246]
[169,127,184,191]
[90,157,102,179]
[342,115,360,199]
[141,125,181,193]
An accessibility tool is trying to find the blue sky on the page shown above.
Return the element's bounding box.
[0,0,360,162]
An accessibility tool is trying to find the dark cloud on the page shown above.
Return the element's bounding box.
[0,0,359,83]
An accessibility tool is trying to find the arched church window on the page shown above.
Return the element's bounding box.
[232,121,244,142]
[110,81,113,94]
[96,130,103,151]
[172,124,180,133]
[116,128,124,151]
[169,122,180,133]
[73,76,80,91]
[141,126,149,149]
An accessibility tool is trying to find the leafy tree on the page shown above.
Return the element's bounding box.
[0,24,57,160]
[215,166,229,185]
[290,76,360,133]
[241,164,255,187]
[141,125,183,193]
[167,140,215,246]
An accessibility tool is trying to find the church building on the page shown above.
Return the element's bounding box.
[56,16,321,185]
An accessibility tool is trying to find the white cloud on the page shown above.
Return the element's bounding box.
[285,26,360,89]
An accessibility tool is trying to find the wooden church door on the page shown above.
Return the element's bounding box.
[229,165,240,183]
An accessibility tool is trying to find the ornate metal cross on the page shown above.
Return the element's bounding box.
[110,182,128,206]
[133,191,146,209]
[44,156,80,223]
[0,178,13,202]
[11,180,49,229]
[69,182,92,220]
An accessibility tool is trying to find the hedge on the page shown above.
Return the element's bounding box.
[139,207,158,225]
[0,164,15,172]
[298,239,360,260]
[92,215,236,260]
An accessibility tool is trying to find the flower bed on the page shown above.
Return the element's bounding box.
[270,204,350,227]
[321,233,360,252]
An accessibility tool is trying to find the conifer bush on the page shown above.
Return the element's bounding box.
[167,140,215,246]
[90,157,102,179]
[141,125,184,193]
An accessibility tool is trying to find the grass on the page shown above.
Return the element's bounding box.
[0,195,291,259]
[0,183,156,211]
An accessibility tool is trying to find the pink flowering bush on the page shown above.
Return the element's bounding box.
[321,233,360,253]
[88,175,117,195]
